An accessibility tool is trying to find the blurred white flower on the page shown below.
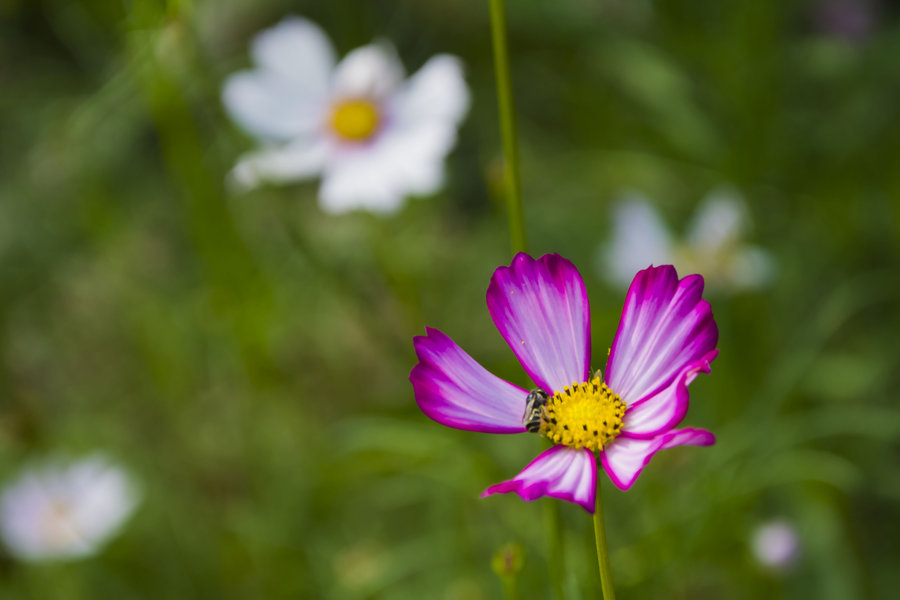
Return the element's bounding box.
[0,455,138,562]
[222,17,470,214]
[599,186,775,292]
[751,520,800,570]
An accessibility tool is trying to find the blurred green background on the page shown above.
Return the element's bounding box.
[2,0,899,597]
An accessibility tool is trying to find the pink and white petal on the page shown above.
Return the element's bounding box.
[481,446,597,513]
[332,42,404,100]
[620,349,718,438]
[601,428,716,490]
[223,70,328,141]
[229,138,329,190]
[605,266,718,404]
[600,194,674,289]
[486,253,591,395]
[395,54,470,129]
[250,17,335,91]
[411,327,528,434]
[481,446,597,514]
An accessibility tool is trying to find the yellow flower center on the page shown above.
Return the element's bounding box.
[330,99,380,141]
[539,375,626,452]
[39,499,79,550]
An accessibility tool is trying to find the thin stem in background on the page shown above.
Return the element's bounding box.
[593,480,617,600]
[488,0,527,254]
[489,1,567,596]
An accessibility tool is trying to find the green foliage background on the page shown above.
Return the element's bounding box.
[1,0,899,597]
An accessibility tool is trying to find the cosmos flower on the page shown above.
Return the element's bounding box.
[599,187,774,293]
[0,455,138,561]
[752,520,800,570]
[410,253,718,512]
[222,17,470,214]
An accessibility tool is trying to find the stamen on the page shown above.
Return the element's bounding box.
[330,99,380,141]
[538,375,625,452]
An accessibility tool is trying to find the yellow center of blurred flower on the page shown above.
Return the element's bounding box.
[539,374,625,452]
[330,99,380,141]
[40,500,79,550]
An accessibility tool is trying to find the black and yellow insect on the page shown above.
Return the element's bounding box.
[522,389,549,433]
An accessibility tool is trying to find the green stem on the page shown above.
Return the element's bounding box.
[488,0,527,254]
[593,481,617,600]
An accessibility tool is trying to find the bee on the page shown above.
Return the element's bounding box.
[522,389,549,433]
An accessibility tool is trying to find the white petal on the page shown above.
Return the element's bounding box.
[332,43,404,100]
[319,154,406,214]
[250,17,335,89]
[230,138,329,190]
[65,458,138,547]
[319,123,454,213]
[395,55,470,128]
[752,520,799,569]
[0,457,137,561]
[223,70,327,140]
[729,246,776,290]
[686,185,746,252]
[377,123,455,193]
[600,194,674,288]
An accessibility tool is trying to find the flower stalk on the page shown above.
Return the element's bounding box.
[593,480,616,600]
[488,0,527,254]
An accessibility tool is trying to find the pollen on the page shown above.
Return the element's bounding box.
[538,375,625,452]
[330,99,380,141]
